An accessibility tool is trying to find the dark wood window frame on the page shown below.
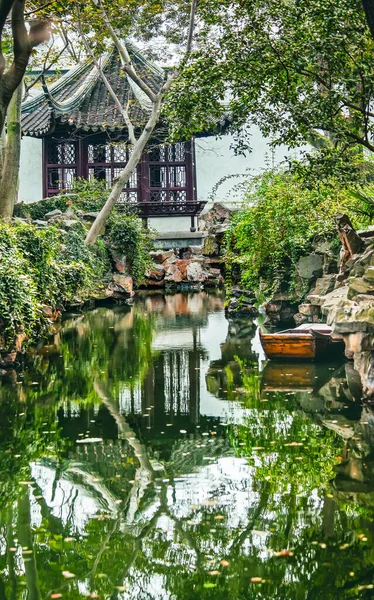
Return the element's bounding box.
[43,135,202,218]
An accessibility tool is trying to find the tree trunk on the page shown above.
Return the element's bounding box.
[85,94,162,245]
[363,0,374,39]
[17,489,41,600]
[0,82,22,219]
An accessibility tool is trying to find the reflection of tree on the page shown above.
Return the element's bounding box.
[0,296,374,598]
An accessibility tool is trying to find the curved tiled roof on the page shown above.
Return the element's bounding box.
[21,43,164,137]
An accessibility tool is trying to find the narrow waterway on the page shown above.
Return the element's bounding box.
[0,291,373,599]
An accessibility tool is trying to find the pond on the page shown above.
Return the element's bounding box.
[0,291,373,599]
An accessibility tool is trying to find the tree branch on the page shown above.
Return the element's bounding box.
[75,16,137,145]
[92,0,158,103]
[0,0,15,77]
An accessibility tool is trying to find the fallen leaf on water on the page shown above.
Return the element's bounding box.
[208,570,220,576]
[215,515,224,520]
[51,595,62,599]
[250,577,262,583]
[64,538,74,543]
[180,430,187,434]
[284,442,303,447]
[221,560,229,567]
[274,549,294,557]
[203,583,216,589]
[319,543,327,549]
[62,571,75,579]
[252,446,265,450]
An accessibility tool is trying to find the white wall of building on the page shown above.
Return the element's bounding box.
[18,136,43,203]
[148,216,192,233]
[195,127,301,208]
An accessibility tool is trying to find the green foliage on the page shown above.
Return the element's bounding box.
[107,212,153,284]
[224,169,369,298]
[0,221,111,351]
[166,0,374,175]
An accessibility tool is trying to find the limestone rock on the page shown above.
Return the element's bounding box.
[165,264,183,283]
[299,303,321,317]
[294,313,309,326]
[45,209,62,220]
[147,265,165,281]
[81,212,99,222]
[202,235,219,257]
[174,259,191,279]
[348,277,374,298]
[296,253,323,281]
[107,274,133,298]
[308,275,336,299]
[186,262,207,282]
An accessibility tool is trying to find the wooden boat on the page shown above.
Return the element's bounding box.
[259,323,342,360]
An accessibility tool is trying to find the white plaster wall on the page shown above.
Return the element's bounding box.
[18,137,43,203]
[148,216,192,233]
[195,127,302,208]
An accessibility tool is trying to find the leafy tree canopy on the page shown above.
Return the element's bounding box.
[166,0,374,165]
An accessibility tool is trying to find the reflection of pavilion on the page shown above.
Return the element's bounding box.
[119,293,224,431]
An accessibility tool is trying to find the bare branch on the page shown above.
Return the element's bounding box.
[75,16,137,145]
[92,0,158,103]
[186,0,198,56]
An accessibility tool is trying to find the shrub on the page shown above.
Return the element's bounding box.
[224,169,370,299]
[107,212,153,285]
[14,179,139,220]
[0,221,111,350]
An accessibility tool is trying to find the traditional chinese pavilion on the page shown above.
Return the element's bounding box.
[21,43,207,231]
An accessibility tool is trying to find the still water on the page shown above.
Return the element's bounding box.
[0,291,373,599]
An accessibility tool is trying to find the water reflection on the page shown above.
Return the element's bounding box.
[0,292,373,599]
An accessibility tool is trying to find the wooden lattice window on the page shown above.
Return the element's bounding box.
[148,141,193,204]
[46,141,78,195]
[87,142,138,204]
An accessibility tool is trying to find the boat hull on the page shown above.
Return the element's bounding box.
[259,329,334,360]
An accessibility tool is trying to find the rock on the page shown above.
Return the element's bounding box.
[165,264,184,283]
[343,332,372,354]
[82,212,99,222]
[150,251,165,264]
[186,262,207,282]
[45,209,62,220]
[188,246,203,256]
[363,266,374,281]
[40,305,61,322]
[206,267,222,279]
[226,298,259,317]
[308,275,336,299]
[294,313,309,326]
[106,275,133,298]
[320,286,350,324]
[298,303,321,317]
[333,300,374,334]
[202,235,219,256]
[358,227,374,240]
[60,219,80,230]
[335,213,364,272]
[174,259,191,279]
[348,277,374,298]
[147,265,165,281]
[112,252,127,274]
[32,219,48,226]
[296,253,323,281]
